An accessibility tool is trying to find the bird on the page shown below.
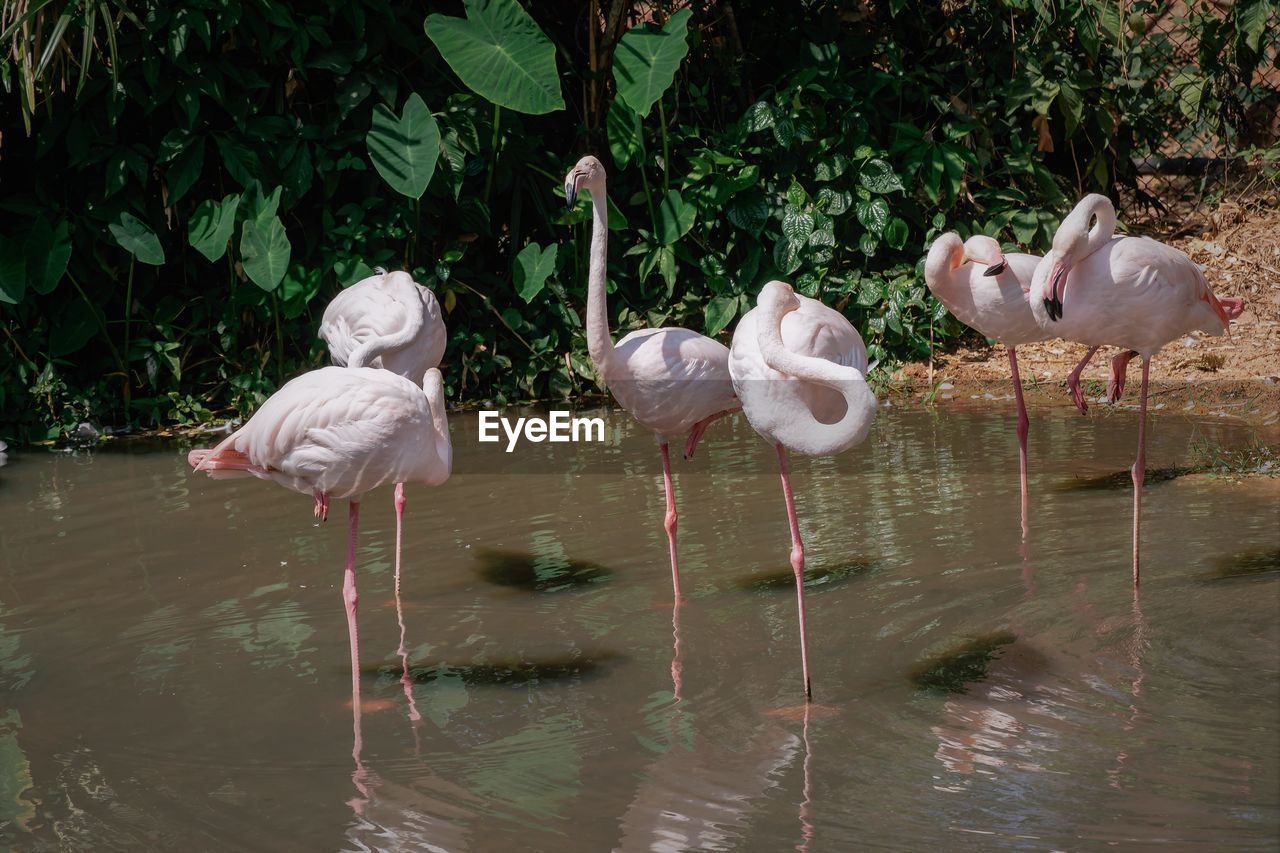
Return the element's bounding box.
[728,281,877,701]
[1029,193,1244,582]
[318,267,447,600]
[564,154,738,598]
[925,233,1044,534]
[187,366,452,761]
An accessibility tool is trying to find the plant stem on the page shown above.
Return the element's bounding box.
[66,271,124,374]
[484,104,502,205]
[271,290,284,387]
[658,98,671,193]
[412,197,422,268]
[122,257,133,404]
[636,114,658,230]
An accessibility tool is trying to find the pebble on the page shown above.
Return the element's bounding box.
[1182,337,1198,347]
[938,382,954,390]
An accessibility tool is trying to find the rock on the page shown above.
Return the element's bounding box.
[1182,336,1198,347]
[938,382,954,390]
[74,422,100,441]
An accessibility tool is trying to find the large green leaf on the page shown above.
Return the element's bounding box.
[26,218,71,296]
[109,212,165,265]
[657,189,694,245]
[0,236,25,305]
[425,0,564,115]
[188,194,240,262]
[513,241,557,303]
[240,217,291,292]
[367,93,441,199]
[859,159,904,194]
[613,8,692,117]
[241,183,282,230]
[607,98,642,169]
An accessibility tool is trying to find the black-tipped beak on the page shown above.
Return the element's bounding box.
[564,179,578,210]
[983,260,1006,277]
[1043,296,1063,322]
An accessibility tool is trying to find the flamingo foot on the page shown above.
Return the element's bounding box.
[1108,351,1137,404]
[764,703,841,721]
[314,491,330,521]
[1067,375,1089,415]
[683,408,739,460]
[1218,296,1245,320]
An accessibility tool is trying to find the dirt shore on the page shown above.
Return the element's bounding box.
[895,200,1280,436]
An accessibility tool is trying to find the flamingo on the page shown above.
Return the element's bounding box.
[1029,193,1244,582]
[729,281,877,700]
[318,268,447,600]
[187,366,451,778]
[564,155,738,598]
[925,233,1044,533]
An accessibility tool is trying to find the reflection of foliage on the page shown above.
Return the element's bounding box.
[0,711,36,834]
[462,712,584,820]
[201,595,317,678]
[0,616,34,692]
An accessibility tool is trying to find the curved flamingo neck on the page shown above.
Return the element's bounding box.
[423,368,452,476]
[756,301,876,456]
[1064,194,1117,262]
[585,184,616,374]
[924,233,965,294]
[348,274,424,370]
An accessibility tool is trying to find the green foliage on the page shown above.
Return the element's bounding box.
[0,0,1271,443]
[425,0,564,115]
[367,94,441,199]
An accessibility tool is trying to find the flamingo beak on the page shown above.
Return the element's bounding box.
[983,260,1006,277]
[1044,258,1070,322]
[564,174,579,209]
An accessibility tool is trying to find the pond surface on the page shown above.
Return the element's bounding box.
[0,406,1277,850]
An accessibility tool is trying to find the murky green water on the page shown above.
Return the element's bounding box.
[0,406,1276,850]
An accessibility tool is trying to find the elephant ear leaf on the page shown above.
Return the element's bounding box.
[612,8,692,117]
[240,216,291,292]
[0,236,26,304]
[26,218,72,296]
[425,0,564,115]
[109,212,165,265]
[367,93,441,199]
[188,194,241,262]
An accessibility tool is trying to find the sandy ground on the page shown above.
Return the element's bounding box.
[896,198,1280,436]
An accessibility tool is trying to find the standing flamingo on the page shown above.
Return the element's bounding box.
[1030,194,1244,582]
[564,155,738,597]
[318,268,447,600]
[187,366,451,778]
[925,234,1044,533]
[729,281,877,700]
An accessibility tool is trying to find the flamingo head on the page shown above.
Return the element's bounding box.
[1040,249,1073,322]
[962,235,1007,278]
[564,155,605,209]
[757,280,801,316]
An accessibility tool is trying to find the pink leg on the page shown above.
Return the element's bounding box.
[1007,347,1030,541]
[1108,350,1137,403]
[683,408,739,460]
[344,501,369,810]
[776,444,813,702]
[314,491,330,521]
[670,597,683,702]
[392,483,422,727]
[1131,357,1150,585]
[1066,345,1102,415]
[660,442,681,598]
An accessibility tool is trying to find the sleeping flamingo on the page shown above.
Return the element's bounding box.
[564,155,738,597]
[318,268,447,598]
[187,366,451,770]
[1030,193,1244,582]
[925,234,1044,533]
[729,281,877,701]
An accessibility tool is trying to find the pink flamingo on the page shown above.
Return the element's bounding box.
[1030,193,1244,582]
[925,233,1044,534]
[318,268,447,600]
[564,155,738,598]
[187,366,451,775]
[729,281,877,701]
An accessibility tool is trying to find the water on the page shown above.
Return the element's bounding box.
[0,406,1277,850]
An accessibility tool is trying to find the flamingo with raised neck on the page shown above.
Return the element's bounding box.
[564,154,739,599]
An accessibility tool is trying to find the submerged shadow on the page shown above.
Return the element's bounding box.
[363,650,623,686]
[910,630,1024,695]
[473,548,613,592]
[735,557,889,593]
[1200,547,1280,582]
[1055,466,1200,492]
